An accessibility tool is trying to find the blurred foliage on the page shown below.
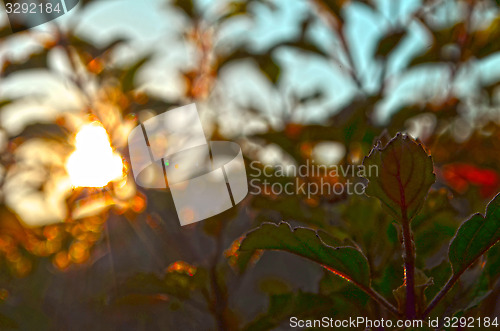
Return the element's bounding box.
[0,0,498,330]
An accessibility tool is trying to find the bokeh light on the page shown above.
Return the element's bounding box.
[66,122,124,188]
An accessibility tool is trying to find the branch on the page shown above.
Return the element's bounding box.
[323,266,400,318]
[422,240,499,318]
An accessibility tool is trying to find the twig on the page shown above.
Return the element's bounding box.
[423,239,500,318]
[323,266,400,318]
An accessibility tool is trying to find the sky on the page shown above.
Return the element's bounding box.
[1,0,500,134]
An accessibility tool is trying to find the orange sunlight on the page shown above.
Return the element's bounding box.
[66,122,124,188]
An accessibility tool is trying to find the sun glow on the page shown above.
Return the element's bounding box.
[66,122,124,188]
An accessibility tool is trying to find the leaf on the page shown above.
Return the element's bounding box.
[408,22,464,67]
[319,271,370,306]
[362,133,436,222]
[217,0,272,23]
[120,55,152,91]
[484,243,500,283]
[283,40,330,58]
[393,269,433,315]
[255,55,281,84]
[251,194,329,228]
[68,35,127,62]
[0,24,12,39]
[12,123,68,142]
[216,49,281,84]
[258,277,290,295]
[296,90,325,104]
[0,312,18,330]
[116,265,208,302]
[412,189,460,268]
[424,259,452,299]
[470,17,500,59]
[239,222,371,287]
[172,0,196,18]
[2,50,50,77]
[127,97,180,115]
[448,193,500,276]
[375,29,405,58]
[224,236,262,273]
[320,0,349,24]
[114,293,170,307]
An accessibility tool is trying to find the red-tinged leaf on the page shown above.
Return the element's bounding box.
[239,222,371,287]
[362,133,436,222]
[224,236,262,273]
[449,193,500,276]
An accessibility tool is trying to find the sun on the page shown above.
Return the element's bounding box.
[66,122,124,188]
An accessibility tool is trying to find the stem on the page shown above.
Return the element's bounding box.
[310,0,364,90]
[393,148,416,320]
[402,216,416,319]
[323,266,400,318]
[422,274,458,318]
[210,264,228,331]
[422,239,499,318]
[208,227,229,331]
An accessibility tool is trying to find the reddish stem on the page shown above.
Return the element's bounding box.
[402,216,416,319]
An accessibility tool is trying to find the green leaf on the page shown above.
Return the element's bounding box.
[362,133,436,222]
[284,40,330,58]
[255,55,281,84]
[407,23,463,67]
[120,55,152,91]
[0,312,18,330]
[424,259,452,299]
[116,266,208,302]
[413,189,460,268]
[484,243,500,283]
[225,235,263,273]
[320,0,348,23]
[239,222,371,287]
[13,123,68,142]
[375,29,405,58]
[0,24,12,39]
[68,35,127,61]
[2,50,50,77]
[258,277,290,295]
[449,193,500,276]
[172,0,196,18]
[471,17,500,59]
